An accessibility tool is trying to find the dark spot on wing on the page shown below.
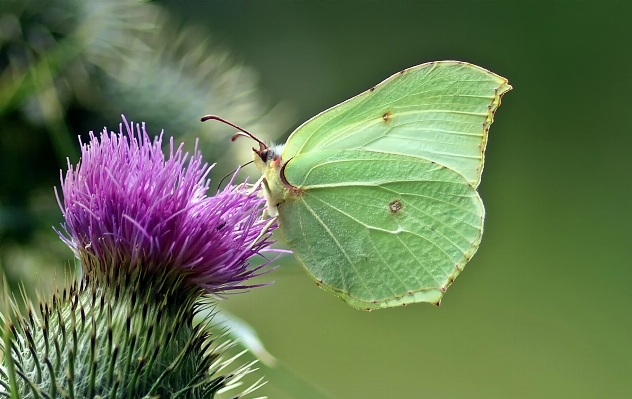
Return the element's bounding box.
[382,111,392,122]
[389,200,402,213]
[369,86,376,92]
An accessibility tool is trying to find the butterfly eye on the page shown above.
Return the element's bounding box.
[259,149,272,163]
[258,145,284,164]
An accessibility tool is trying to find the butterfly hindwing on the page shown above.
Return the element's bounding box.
[278,149,484,309]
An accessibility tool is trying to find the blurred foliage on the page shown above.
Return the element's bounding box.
[0,0,292,300]
[199,306,334,399]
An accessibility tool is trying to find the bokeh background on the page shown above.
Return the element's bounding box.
[1,1,631,398]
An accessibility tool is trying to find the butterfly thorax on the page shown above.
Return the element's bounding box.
[253,143,299,217]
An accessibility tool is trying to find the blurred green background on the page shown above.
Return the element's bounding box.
[1,1,631,398]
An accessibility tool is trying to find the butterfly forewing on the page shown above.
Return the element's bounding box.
[282,61,511,188]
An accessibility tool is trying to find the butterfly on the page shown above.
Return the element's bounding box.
[203,61,511,310]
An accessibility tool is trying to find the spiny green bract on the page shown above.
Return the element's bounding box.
[0,274,260,399]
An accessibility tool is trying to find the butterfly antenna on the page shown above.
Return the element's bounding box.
[217,161,254,191]
[201,115,267,151]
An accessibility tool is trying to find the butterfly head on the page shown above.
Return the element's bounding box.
[255,143,285,170]
[200,115,290,192]
[200,115,282,170]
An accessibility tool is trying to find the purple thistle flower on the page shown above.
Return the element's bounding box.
[56,116,279,294]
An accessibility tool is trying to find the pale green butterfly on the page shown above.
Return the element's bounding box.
[203,61,511,310]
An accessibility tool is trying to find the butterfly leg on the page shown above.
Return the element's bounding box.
[245,175,265,195]
[244,176,279,218]
[260,178,279,218]
[250,215,278,250]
